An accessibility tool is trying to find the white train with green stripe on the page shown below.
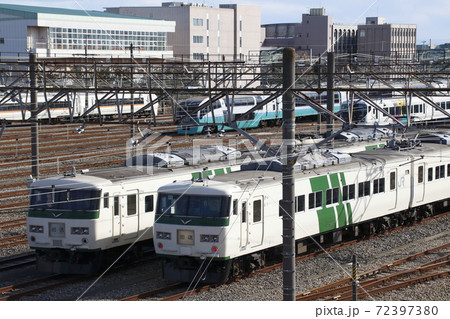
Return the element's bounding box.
[26,145,242,274]
[154,135,450,284]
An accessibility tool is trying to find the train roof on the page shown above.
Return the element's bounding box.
[194,142,450,190]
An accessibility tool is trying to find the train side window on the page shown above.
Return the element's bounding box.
[373,178,385,194]
[145,195,154,212]
[127,194,137,215]
[428,167,433,182]
[295,195,305,213]
[113,196,119,216]
[233,199,238,215]
[448,164,450,177]
[358,181,370,197]
[326,187,339,205]
[343,184,355,201]
[308,191,322,209]
[241,202,247,223]
[418,166,424,183]
[390,172,396,190]
[437,165,445,179]
[103,192,109,208]
[253,199,262,222]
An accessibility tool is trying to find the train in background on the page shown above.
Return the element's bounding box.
[26,145,243,274]
[340,94,450,126]
[0,91,158,121]
[176,92,342,134]
[154,134,450,284]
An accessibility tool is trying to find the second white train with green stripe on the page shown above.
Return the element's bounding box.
[154,139,450,283]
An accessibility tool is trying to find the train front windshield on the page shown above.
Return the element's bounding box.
[177,99,203,120]
[340,101,368,122]
[157,193,230,218]
[30,188,101,211]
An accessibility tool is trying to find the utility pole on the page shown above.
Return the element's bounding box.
[281,47,296,301]
[326,52,335,137]
[30,53,39,179]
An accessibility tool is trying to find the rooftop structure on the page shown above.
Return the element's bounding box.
[0,3,175,59]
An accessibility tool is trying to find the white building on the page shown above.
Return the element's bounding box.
[0,3,175,59]
[105,2,261,62]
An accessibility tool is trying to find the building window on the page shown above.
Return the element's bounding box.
[360,30,366,37]
[193,18,203,26]
[193,53,204,60]
[193,36,204,44]
[0,38,4,44]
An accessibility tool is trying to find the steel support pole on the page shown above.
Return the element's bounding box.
[30,53,39,179]
[326,52,335,137]
[352,254,358,301]
[281,47,296,301]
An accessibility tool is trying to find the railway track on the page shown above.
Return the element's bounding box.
[296,242,450,301]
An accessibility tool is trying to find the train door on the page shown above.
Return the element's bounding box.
[112,193,121,239]
[249,196,264,247]
[388,170,398,210]
[240,199,248,248]
[413,164,425,204]
[121,190,139,240]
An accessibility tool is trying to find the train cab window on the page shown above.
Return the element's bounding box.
[127,194,137,215]
[295,195,305,213]
[326,188,339,205]
[418,166,424,183]
[390,172,396,190]
[428,168,433,182]
[308,191,322,209]
[253,199,262,222]
[373,178,385,194]
[103,192,109,208]
[343,184,355,201]
[113,196,119,216]
[145,195,154,212]
[233,199,238,215]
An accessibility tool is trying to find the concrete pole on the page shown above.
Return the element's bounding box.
[281,47,296,301]
[30,53,39,179]
[326,52,335,137]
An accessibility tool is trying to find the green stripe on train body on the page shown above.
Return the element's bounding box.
[309,172,353,233]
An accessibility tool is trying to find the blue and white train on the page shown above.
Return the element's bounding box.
[176,92,342,134]
[340,94,450,126]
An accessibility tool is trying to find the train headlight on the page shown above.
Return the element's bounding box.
[71,227,89,235]
[200,234,219,243]
[156,232,171,240]
[29,225,44,233]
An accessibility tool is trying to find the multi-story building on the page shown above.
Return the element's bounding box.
[357,17,417,63]
[0,3,175,59]
[105,2,261,62]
